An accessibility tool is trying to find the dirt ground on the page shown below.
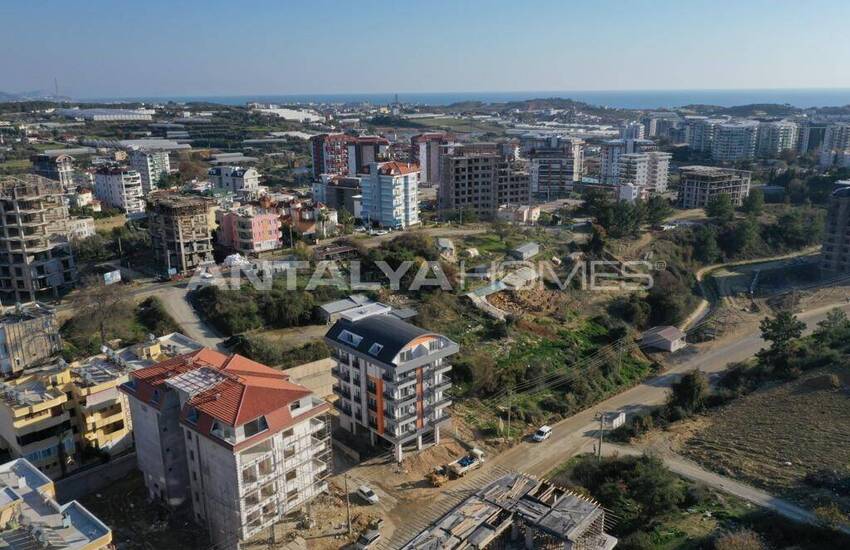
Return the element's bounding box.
[673,366,850,515]
[79,470,210,550]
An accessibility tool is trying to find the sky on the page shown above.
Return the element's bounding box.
[2,0,850,99]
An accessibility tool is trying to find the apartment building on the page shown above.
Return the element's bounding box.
[599,139,656,184]
[678,166,752,209]
[147,193,214,276]
[711,121,759,162]
[640,112,680,138]
[527,137,584,197]
[0,175,77,303]
[684,116,722,153]
[0,365,77,478]
[120,349,331,550]
[619,121,645,140]
[216,206,283,254]
[129,148,171,194]
[310,133,354,179]
[819,123,850,168]
[0,458,112,549]
[93,165,145,217]
[348,136,390,176]
[326,306,458,462]
[756,120,799,158]
[313,174,361,215]
[208,166,261,194]
[615,151,671,193]
[0,302,62,376]
[821,187,850,272]
[30,153,75,189]
[411,133,449,187]
[360,161,421,229]
[438,143,531,219]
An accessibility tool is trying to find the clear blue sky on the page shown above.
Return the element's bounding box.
[2,0,849,98]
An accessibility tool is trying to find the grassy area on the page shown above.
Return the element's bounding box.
[94,213,128,231]
[0,158,31,172]
[681,364,850,515]
[415,116,506,135]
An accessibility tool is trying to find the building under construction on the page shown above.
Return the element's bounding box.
[0,175,77,303]
[147,192,214,276]
[402,472,617,550]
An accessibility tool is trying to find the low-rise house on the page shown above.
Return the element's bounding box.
[0,458,113,549]
[641,326,687,352]
[120,349,331,550]
[510,242,540,260]
[497,204,541,224]
[318,294,375,324]
[326,306,457,462]
[67,217,96,241]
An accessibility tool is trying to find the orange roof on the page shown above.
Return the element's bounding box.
[122,349,327,451]
[377,161,419,176]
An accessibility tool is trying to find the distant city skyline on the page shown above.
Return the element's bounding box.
[2,0,850,99]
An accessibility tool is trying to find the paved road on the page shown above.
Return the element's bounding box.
[602,443,850,535]
[149,285,226,349]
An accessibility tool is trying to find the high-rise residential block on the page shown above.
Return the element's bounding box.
[120,349,331,550]
[756,120,799,158]
[678,166,751,209]
[819,123,850,168]
[129,148,171,194]
[146,192,214,275]
[31,153,75,189]
[821,187,850,273]
[313,174,361,216]
[0,175,77,303]
[599,139,656,184]
[711,121,759,162]
[528,137,584,197]
[326,307,457,462]
[347,136,390,176]
[620,122,645,140]
[94,165,146,217]
[411,133,449,187]
[0,302,61,375]
[360,161,420,229]
[310,133,354,179]
[438,143,531,219]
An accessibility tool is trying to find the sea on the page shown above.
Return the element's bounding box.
[84,89,850,109]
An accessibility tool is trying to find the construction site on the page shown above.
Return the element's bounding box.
[401,472,617,550]
[145,191,215,276]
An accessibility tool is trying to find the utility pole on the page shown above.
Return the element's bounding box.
[344,474,352,536]
[597,413,605,461]
[506,387,513,440]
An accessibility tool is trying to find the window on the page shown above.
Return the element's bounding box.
[185,406,199,424]
[338,330,363,346]
[289,400,302,412]
[285,470,297,481]
[243,416,268,438]
[368,343,383,356]
[189,450,195,462]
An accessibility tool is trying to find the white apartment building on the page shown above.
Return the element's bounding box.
[121,349,331,550]
[599,139,656,184]
[326,306,458,462]
[93,166,145,217]
[684,117,723,153]
[615,151,671,194]
[129,148,171,194]
[360,161,420,229]
[619,122,645,140]
[756,120,799,158]
[711,121,759,162]
[820,123,850,168]
[208,166,261,194]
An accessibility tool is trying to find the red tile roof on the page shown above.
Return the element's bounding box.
[376,161,419,176]
[122,349,328,451]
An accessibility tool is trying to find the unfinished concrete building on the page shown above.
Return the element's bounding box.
[822,186,850,273]
[677,166,751,209]
[402,473,617,550]
[0,175,77,303]
[147,192,214,276]
[0,302,62,376]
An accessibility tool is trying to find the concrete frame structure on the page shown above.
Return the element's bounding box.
[120,349,331,550]
[678,166,752,209]
[326,307,457,462]
[822,186,850,273]
[147,192,214,275]
[0,175,77,304]
[0,302,61,376]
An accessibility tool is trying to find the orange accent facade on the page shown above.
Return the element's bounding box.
[374,377,385,435]
[415,368,425,430]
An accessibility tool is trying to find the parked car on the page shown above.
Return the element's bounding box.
[357,485,379,504]
[532,425,552,442]
[355,528,381,549]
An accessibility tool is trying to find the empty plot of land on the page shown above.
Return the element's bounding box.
[682,366,850,514]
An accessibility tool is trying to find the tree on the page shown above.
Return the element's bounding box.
[70,276,132,346]
[714,529,767,550]
[693,226,721,264]
[493,219,512,242]
[741,189,764,215]
[705,193,734,222]
[645,195,673,226]
[758,310,805,368]
[667,370,709,414]
[815,308,850,346]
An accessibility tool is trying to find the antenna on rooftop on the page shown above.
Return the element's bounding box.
[54,77,59,98]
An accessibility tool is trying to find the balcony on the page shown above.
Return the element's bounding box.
[332,385,351,400]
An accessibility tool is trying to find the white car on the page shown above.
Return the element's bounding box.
[532,425,552,442]
[357,485,379,504]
